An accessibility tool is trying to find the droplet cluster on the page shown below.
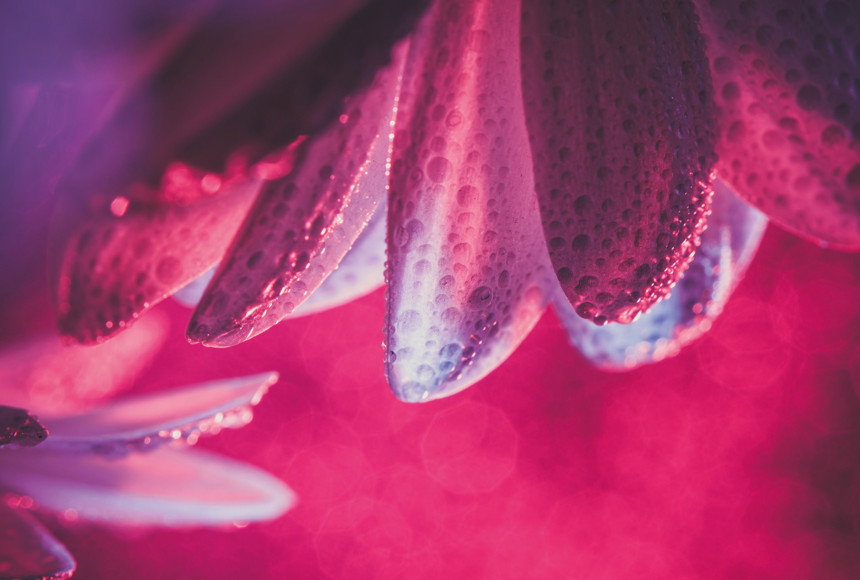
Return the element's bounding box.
[384,0,554,402]
[696,0,860,248]
[56,172,260,344]
[187,47,405,346]
[521,0,716,324]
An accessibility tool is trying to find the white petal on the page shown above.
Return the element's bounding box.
[0,446,295,526]
[0,502,76,580]
[39,372,278,455]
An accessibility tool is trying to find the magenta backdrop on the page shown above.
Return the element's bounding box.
[2,222,858,579]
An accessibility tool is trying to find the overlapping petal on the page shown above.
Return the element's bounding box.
[187,47,404,346]
[0,503,75,580]
[557,178,768,368]
[695,0,860,249]
[520,0,717,324]
[384,0,555,401]
[39,372,278,455]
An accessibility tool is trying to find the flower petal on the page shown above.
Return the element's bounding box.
[520,0,717,324]
[0,407,48,448]
[384,0,555,402]
[0,503,75,580]
[0,313,166,413]
[556,178,767,368]
[39,372,278,456]
[0,446,295,526]
[186,45,405,346]
[174,198,386,315]
[695,0,860,249]
[54,176,262,344]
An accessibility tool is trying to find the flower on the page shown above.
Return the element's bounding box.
[6,0,860,403]
[0,327,295,580]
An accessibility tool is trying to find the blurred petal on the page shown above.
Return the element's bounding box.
[0,503,75,580]
[385,0,555,402]
[696,0,860,249]
[40,372,278,455]
[557,179,767,368]
[0,446,295,526]
[520,0,717,324]
[54,176,262,344]
[0,407,48,448]
[0,313,166,413]
[174,198,386,314]
[187,45,405,346]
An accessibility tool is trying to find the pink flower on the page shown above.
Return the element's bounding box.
[0,322,294,580]
[5,0,859,406]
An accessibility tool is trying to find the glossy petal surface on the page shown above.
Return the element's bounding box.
[557,179,767,368]
[385,0,555,402]
[0,446,295,526]
[520,0,716,324]
[174,198,386,315]
[696,0,860,249]
[55,176,261,344]
[0,407,48,448]
[187,47,404,346]
[0,503,75,580]
[40,372,278,456]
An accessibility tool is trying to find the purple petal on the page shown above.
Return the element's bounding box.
[39,372,278,456]
[54,175,262,344]
[0,446,295,526]
[0,407,48,448]
[384,0,555,402]
[0,313,166,413]
[186,45,405,346]
[0,502,75,580]
[695,0,860,249]
[557,178,767,368]
[520,0,717,324]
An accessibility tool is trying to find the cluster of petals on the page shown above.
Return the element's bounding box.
[0,323,293,580]
[7,0,856,401]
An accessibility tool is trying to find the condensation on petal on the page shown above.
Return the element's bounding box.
[385,0,555,402]
[187,46,406,346]
[695,0,860,249]
[0,503,76,580]
[521,0,717,324]
[557,179,767,369]
[0,446,295,526]
[0,313,166,413]
[39,372,278,456]
[174,200,386,315]
[54,174,262,344]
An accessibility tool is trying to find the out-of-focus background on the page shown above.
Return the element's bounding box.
[3,223,860,579]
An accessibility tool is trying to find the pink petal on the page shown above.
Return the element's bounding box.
[39,372,278,456]
[695,0,860,249]
[54,175,262,344]
[0,502,75,580]
[0,446,295,526]
[520,0,717,324]
[186,45,405,346]
[0,407,48,448]
[174,198,386,314]
[384,0,555,402]
[556,178,767,368]
[0,313,166,413]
